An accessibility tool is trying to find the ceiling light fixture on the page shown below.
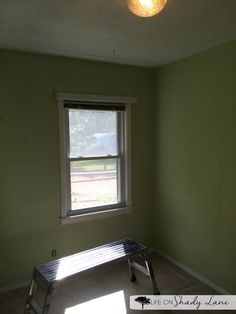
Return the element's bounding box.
[128,0,167,17]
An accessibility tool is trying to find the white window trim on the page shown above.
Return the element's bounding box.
[56,92,136,224]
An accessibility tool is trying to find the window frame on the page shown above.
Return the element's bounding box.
[56,93,136,224]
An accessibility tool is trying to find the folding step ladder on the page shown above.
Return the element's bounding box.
[24,238,160,313]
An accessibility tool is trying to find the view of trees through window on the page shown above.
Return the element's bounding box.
[69,109,117,158]
[68,109,119,210]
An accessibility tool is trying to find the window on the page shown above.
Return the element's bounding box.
[56,93,135,223]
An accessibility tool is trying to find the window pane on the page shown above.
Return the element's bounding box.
[69,109,118,158]
[70,159,118,210]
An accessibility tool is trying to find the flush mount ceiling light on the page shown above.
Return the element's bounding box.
[128,0,167,17]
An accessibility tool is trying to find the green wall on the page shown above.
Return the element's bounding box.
[155,41,236,293]
[1,41,236,293]
[0,50,156,288]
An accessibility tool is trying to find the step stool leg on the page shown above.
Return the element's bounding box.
[24,277,37,313]
[42,285,57,314]
[42,291,51,314]
[144,254,160,295]
[128,258,136,282]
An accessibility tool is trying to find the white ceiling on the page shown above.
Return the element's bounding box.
[0,0,235,67]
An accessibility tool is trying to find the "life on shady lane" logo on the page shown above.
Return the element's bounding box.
[131,295,236,310]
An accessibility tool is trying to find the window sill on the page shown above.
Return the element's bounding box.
[60,206,132,225]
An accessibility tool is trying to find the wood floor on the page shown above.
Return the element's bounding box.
[0,253,233,313]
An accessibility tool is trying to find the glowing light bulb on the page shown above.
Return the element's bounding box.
[128,0,167,17]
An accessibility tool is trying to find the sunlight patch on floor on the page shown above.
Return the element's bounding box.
[65,290,126,314]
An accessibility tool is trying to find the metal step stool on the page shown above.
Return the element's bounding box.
[24,238,160,313]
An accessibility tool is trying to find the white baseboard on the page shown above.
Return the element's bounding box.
[0,280,30,293]
[151,248,230,295]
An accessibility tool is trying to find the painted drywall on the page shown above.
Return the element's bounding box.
[154,40,236,293]
[1,41,235,293]
[0,50,156,288]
